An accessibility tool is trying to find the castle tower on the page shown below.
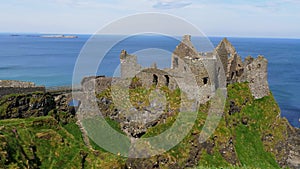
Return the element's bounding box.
[120,50,141,79]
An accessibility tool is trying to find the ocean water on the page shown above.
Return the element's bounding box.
[0,33,299,128]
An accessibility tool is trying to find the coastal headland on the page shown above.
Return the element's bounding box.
[0,36,299,169]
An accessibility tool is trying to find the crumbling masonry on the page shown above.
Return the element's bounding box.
[118,35,270,101]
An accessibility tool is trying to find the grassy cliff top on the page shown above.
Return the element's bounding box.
[0,83,291,168]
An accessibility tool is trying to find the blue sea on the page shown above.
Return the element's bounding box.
[0,33,299,128]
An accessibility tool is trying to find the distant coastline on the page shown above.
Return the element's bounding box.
[40,34,78,39]
[9,33,78,39]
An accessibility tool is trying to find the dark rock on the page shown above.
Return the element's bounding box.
[229,101,241,115]
[0,93,56,119]
[241,116,249,125]
[125,158,159,169]
[219,138,240,166]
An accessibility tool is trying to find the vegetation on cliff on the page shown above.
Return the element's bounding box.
[0,83,294,168]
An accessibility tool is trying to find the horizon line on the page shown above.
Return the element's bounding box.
[1,31,300,40]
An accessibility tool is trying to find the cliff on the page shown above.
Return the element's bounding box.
[0,82,299,168]
[0,92,55,119]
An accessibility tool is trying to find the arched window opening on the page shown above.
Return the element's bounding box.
[164,75,170,87]
[203,77,209,85]
[231,72,235,79]
[153,74,158,86]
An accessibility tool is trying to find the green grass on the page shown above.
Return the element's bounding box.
[0,116,125,169]
[224,83,288,167]
[62,122,83,141]
[192,166,264,169]
[142,113,178,138]
[198,149,230,168]
[0,117,83,168]
[234,124,280,168]
[105,117,126,135]
[89,117,126,152]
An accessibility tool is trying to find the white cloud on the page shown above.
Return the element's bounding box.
[282,0,300,4]
[50,0,79,6]
[152,0,192,9]
[46,0,112,8]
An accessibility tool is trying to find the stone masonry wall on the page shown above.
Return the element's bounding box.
[82,35,270,102]
[215,38,270,99]
[120,50,142,79]
[136,68,178,90]
[0,80,35,88]
[81,76,113,94]
[0,80,45,98]
[243,55,270,99]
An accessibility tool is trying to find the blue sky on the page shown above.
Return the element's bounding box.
[1,0,300,38]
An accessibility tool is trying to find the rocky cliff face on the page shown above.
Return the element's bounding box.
[0,93,55,119]
[0,90,77,125]
[78,75,298,168]
[286,126,300,168]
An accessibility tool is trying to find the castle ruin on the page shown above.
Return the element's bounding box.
[117,35,270,101]
[78,35,271,139]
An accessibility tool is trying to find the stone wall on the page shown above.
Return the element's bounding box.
[243,55,270,99]
[0,80,45,98]
[215,38,243,84]
[136,68,178,90]
[81,76,113,94]
[214,38,270,99]
[112,35,270,102]
[0,80,35,88]
[120,50,142,79]
[215,38,230,76]
[171,35,211,86]
[169,35,217,103]
[227,54,244,84]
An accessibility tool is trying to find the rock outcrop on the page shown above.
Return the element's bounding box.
[0,93,55,119]
[286,126,300,169]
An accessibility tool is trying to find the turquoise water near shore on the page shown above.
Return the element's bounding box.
[0,33,299,127]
